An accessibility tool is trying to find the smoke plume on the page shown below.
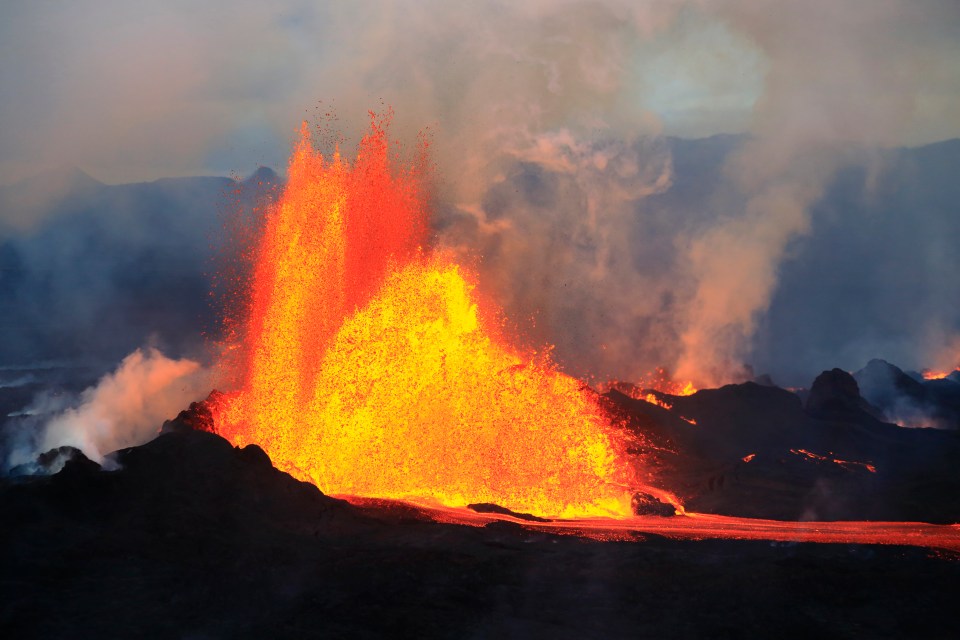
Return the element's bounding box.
[3,0,960,387]
[5,348,210,470]
[670,0,960,386]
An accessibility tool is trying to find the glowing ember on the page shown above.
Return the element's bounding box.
[790,448,877,474]
[637,367,697,396]
[922,369,958,381]
[616,384,698,425]
[742,453,756,463]
[641,392,673,410]
[215,113,641,518]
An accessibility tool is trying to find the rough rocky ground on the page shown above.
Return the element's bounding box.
[605,372,960,523]
[3,427,958,639]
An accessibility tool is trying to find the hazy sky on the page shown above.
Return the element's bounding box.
[2,0,958,184]
[2,0,959,387]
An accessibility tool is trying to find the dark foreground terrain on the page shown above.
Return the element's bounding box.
[3,426,958,639]
[607,367,960,523]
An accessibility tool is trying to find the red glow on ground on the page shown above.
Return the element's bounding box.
[343,497,960,551]
[790,448,877,474]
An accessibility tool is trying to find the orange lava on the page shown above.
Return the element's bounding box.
[641,392,673,410]
[413,504,960,551]
[791,448,877,474]
[608,367,696,405]
[922,369,957,381]
[636,367,697,396]
[215,113,641,518]
[614,381,698,425]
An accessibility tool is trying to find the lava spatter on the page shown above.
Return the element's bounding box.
[215,113,640,518]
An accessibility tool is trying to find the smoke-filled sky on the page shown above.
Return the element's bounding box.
[2,0,960,388]
[4,0,959,184]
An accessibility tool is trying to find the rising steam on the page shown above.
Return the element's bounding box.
[3,0,959,387]
[7,348,210,469]
[673,0,957,387]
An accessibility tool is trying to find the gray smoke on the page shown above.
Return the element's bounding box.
[4,348,210,470]
[673,0,960,386]
[2,0,959,388]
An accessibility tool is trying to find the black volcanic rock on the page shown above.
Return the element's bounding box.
[631,491,676,517]
[467,502,549,522]
[9,445,99,477]
[605,378,960,522]
[162,389,225,435]
[806,368,885,422]
[752,373,777,387]
[4,399,960,638]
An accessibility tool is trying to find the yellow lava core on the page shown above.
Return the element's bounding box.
[215,113,638,518]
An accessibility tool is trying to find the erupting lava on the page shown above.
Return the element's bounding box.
[637,367,697,397]
[214,113,642,518]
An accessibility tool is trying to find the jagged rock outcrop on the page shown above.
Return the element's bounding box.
[806,368,886,422]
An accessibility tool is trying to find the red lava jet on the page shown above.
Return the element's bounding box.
[213,112,664,519]
[211,110,960,553]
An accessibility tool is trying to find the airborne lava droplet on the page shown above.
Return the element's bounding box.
[214,111,645,518]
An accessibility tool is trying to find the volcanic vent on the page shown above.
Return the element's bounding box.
[212,113,653,519]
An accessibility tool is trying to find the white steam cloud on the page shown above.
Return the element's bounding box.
[673,0,960,386]
[8,348,210,469]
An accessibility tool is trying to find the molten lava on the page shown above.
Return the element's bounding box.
[922,369,958,381]
[638,367,697,396]
[790,448,877,474]
[607,367,696,405]
[608,371,699,424]
[215,113,640,518]
[641,392,673,410]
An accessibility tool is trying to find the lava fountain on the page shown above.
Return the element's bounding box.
[214,113,645,518]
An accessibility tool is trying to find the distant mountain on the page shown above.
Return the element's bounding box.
[2,134,959,387]
[645,134,960,385]
[0,169,276,370]
[0,166,102,233]
[744,140,960,384]
[854,359,960,429]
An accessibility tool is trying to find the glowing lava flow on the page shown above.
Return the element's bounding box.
[409,503,960,551]
[790,448,877,474]
[638,367,697,397]
[922,369,958,381]
[215,114,641,518]
[606,367,697,408]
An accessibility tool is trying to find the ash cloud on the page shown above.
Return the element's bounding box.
[672,0,960,387]
[2,0,960,388]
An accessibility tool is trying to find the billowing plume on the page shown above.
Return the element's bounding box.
[673,0,960,386]
[3,0,960,387]
[6,348,210,469]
